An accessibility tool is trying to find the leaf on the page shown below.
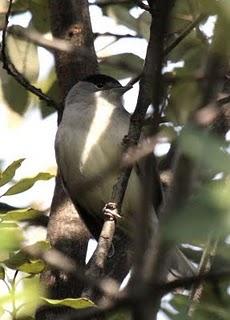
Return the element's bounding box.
[18,260,45,274]
[100,53,143,79]
[107,310,131,320]
[0,159,25,187]
[25,240,51,252]
[2,172,54,196]
[180,127,230,173]
[105,6,138,32]
[0,265,5,280]
[1,208,43,221]
[166,76,201,124]
[170,0,194,34]
[163,180,230,243]
[0,222,23,252]
[6,27,39,82]
[4,241,50,273]
[12,0,30,12]
[4,251,29,269]
[1,69,30,115]
[30,0,50,33]
[136,12,151,39]
[169,294,188,318]
[41,297,95,309]
[0,1,9,30]
[38,69,59,118]
[16,277,43,317]
[167,27,208,67]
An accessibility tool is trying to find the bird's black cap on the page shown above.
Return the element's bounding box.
[83,74,122,88]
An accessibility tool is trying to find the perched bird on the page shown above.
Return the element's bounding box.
[55,74,161,237]
[55,74,195,276]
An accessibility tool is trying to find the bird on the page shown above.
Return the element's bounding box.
[55,74,161,237]
[55,74,195,277]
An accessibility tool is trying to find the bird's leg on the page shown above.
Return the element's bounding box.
[103,202,121,221]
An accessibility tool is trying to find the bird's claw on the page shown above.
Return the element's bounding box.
[103,202,121,221]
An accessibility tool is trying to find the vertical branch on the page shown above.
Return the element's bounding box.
[146,8,229,318]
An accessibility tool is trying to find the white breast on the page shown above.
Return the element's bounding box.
[80,93,115,172]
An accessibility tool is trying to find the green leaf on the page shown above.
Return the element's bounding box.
[6,27,39,83]
[41,297,95,309]
[2,208,43,221]
[100,53,143,79]
[166,76,201,124]
[1,71,30,115]
[4,251,29,269]
[12,0,30,12]
[4,241,50,273]
[25,240,51,253]
[18,260,45,274]
[169,33,207,69]
[169,294,188,318]
[180,127,230,174]
[30,0,50,33]
[0,222,23,252]
[0,159,25,187]
[2,172,54,196]
[136,12,151,39]
[16,277,42,317]
[163,180,230,243]
[0,265,5,280]
[107,310,131,320]
[170,0,194,34]
[38,70,59,118]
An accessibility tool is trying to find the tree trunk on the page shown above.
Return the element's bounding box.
[36,1,98,319]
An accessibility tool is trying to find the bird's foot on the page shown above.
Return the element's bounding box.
[103,202,121,221]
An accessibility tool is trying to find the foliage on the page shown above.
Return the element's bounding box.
[0,0,229,319]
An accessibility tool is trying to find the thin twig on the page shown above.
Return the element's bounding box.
[188,236,219,317]
[164,13,205,56]
[128,13,206,87]
[8,25,74,52]
[1,0,59,110]
[94,32,141,39]
[217,95,230,106]
[90,0,150,11]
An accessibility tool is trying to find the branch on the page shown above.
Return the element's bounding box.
[188,237,219,317]
[144,10,230,318]
[1,0,59,110]
[94,31,141,39]
[217,94,230,106]
[8,25,74,52]
[128,13,206,87]
[90,0,150,11]
[23,245,119,301]
[56,268,230,320]
[164,13,206,56]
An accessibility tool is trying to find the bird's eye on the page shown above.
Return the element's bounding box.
[96,83,104,88]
